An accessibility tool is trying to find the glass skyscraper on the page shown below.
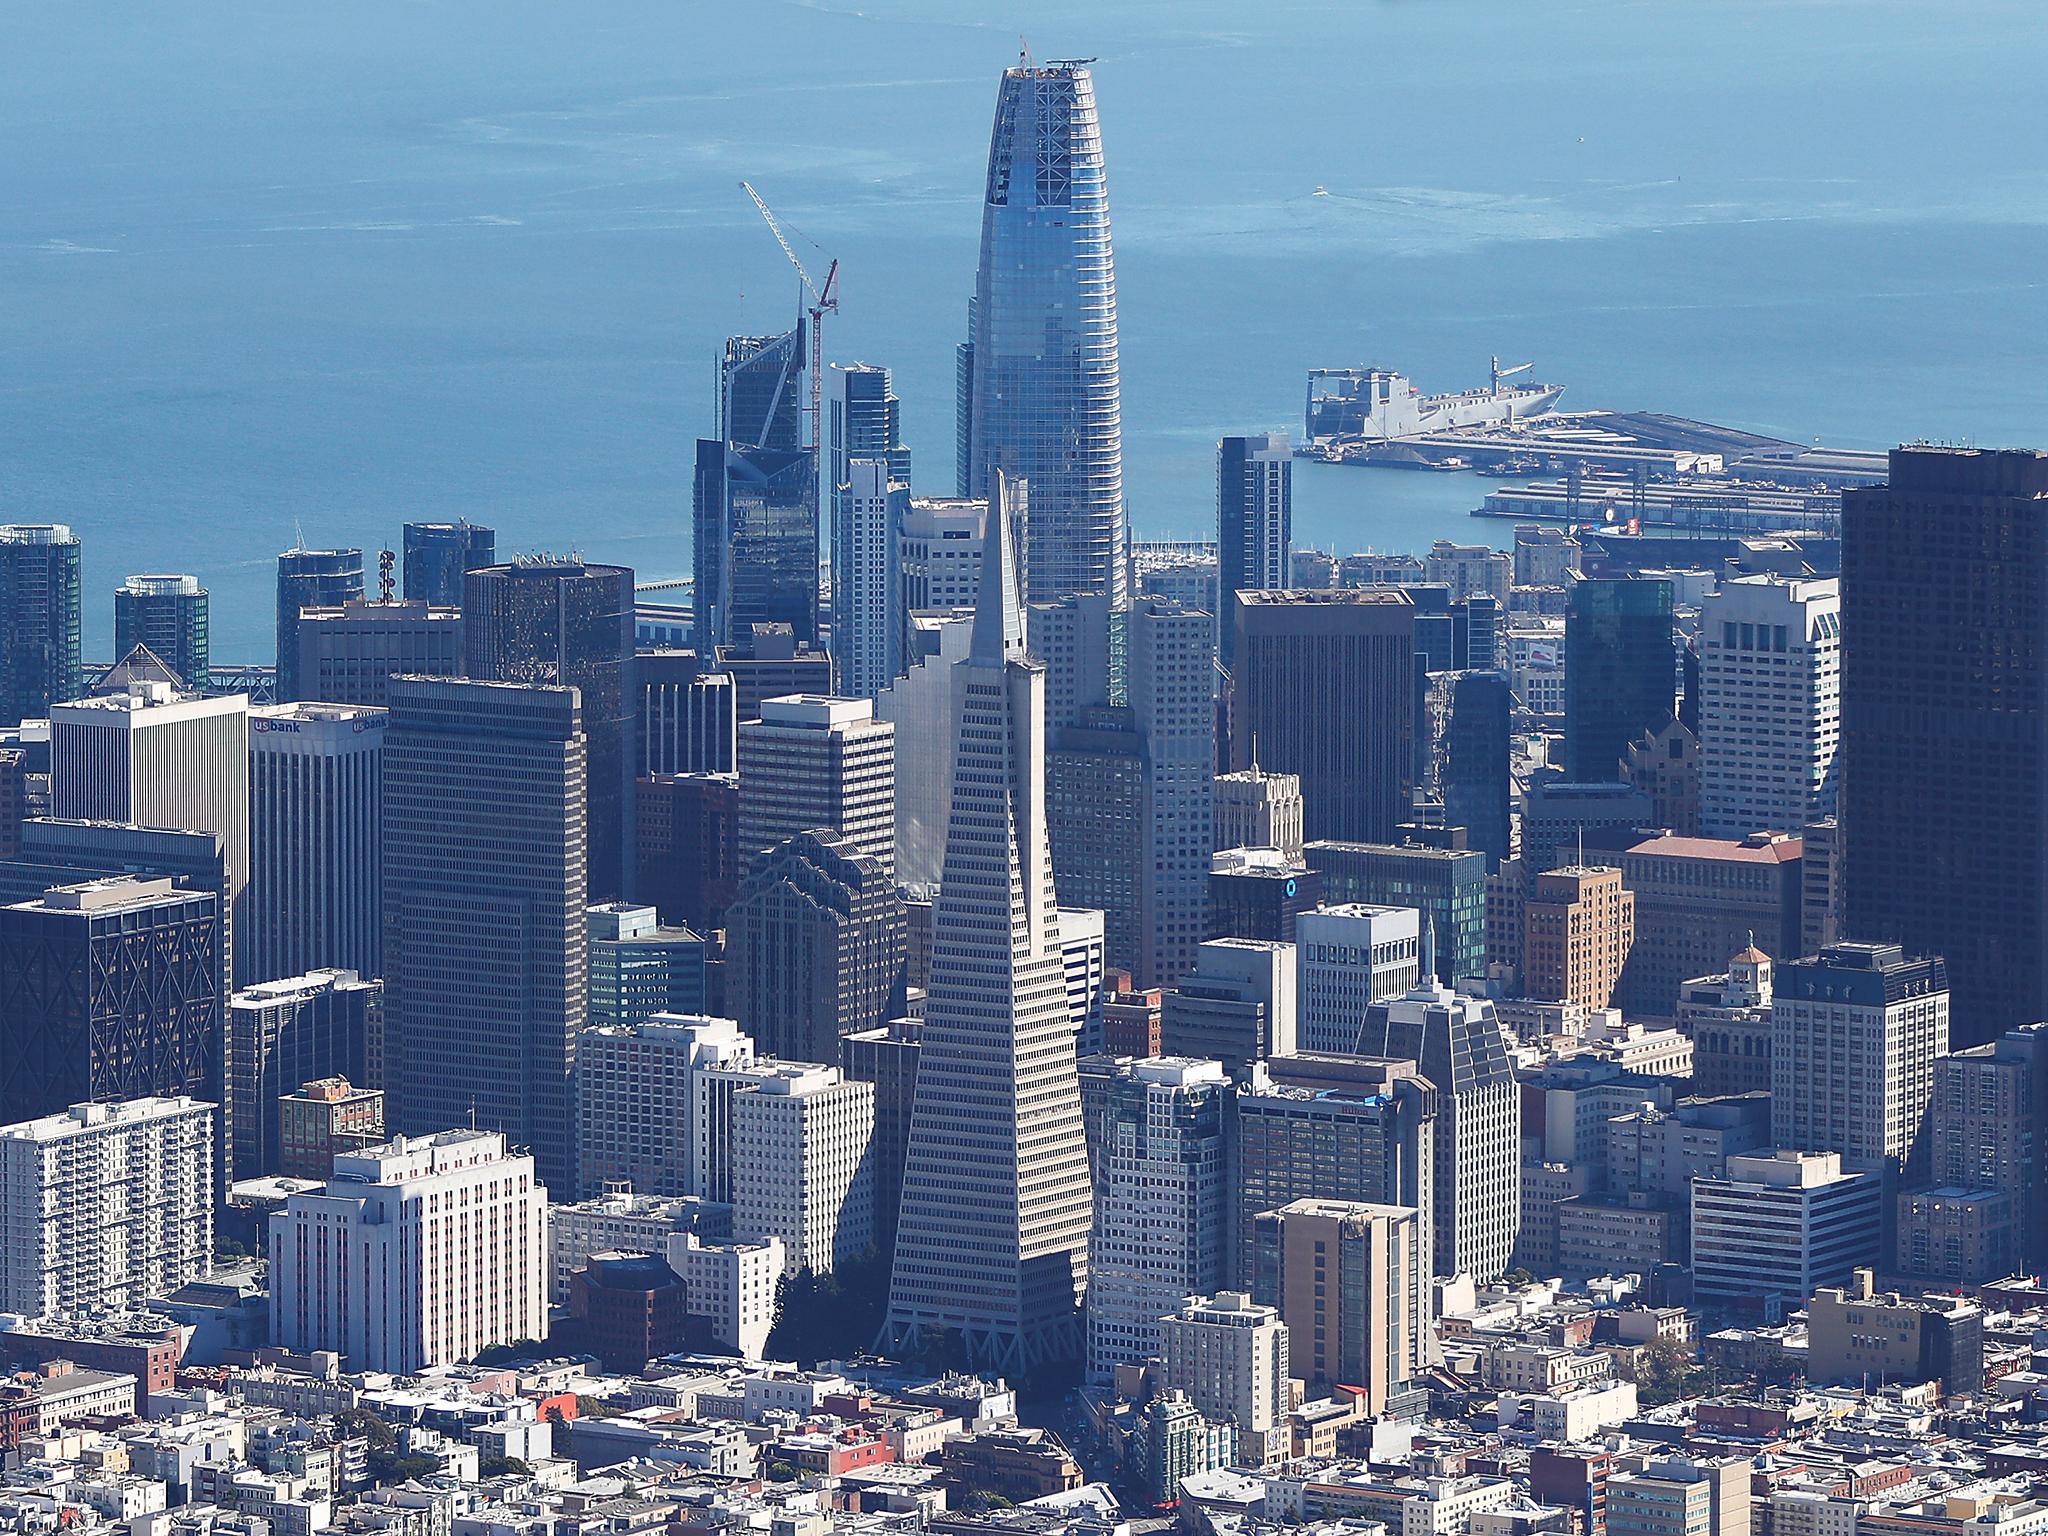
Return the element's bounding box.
[276,548,364,703]
[959,60,1127,606]
[0,524,83,727]
[402,521,495,605]
[114,574,210,691]
[1564,575,1675,783]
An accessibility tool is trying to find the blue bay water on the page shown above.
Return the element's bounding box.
[2,0,2045,657]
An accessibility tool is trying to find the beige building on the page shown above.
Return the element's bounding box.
[1608,1457,1751,1536]
[1251,1198,1424,1413]
[1525,866,1634,1010]
[1158,1291,1291,1445]
[1806,1270,1984,1392]
[1214,762,1306,860]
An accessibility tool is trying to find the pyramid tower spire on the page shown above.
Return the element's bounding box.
[971,470,1026,664]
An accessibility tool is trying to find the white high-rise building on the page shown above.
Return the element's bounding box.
[666,1232,783,1359]
[1772,942,1949,1184]
[51,680,250,977]
[831,460,907,703]
[1128,598,1217,991]
[246,703,385,984]
[735,695,895,880]
[900,498,985,614]
[0,1097,215,1320]
[1081,1057,1229,1381]
[728,1062,876,1276]
[1298,904,1423,1055]
[1692,1149,1882,1306]
[1157,1291,1291,1440]
[576,1013,755,1199]
[269,1129,548,1372]
[1361,983,1521,1281]
[885,474,1095,1373]
[1059,906,1107,1054]
[1699,575,1840,838]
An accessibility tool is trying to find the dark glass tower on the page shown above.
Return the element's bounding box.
[1442,670,1513,870]
[381,676,585,1196]
[0,875,223,1126]
[1217,433,1292,673]
[402,521,495,605]
[276,549,364,702]
[1843,446,2048,1047]
[960,60,1127,606]
[0,524,83,728]
[694,326,818,652]
[1231,589,1417,845]
[829,363,910,491]
[1564,576,1674,782]
[114,574,210,690]
[464,559,635,902]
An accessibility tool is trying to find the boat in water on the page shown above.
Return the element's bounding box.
[1305,357,1564,446]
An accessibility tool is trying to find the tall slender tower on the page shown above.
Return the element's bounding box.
[885,475,1094,1373]
[960,60,1126,606]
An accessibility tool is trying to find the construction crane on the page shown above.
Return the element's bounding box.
[741,180,839,455]
[1490,355,1534,392]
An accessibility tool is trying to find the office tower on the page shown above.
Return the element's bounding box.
[901,498,987,613]
[665,1232,783,1358]
[226,969,380,1178]
[886,477,1094,1373]
[294,599,462,707]
[828,362,910,491]
[1127,598,1218,990]
[464,559,635,902]
[1157,1293,1290,1443]
[832,461,908,702]
[1772,942,1949,1186]
[401,521,494,605]
[1252,1198,1423,1413]
[1697,575,1841,838]
[1625,715,1701,836]
[1608,1459,1751,1536]
[1801,815,1843,955]
[1231,590,1416,844]
[1230,1055,1436,1288]
[114,575,209,691]
[277,1076,385,1179]
[695,443,818,653]
[1691,1149,1882,1307]
[1161,938,1298,1072]
[726,830,905,1065]
[729,1062,875,1276]
[635,771,740,934]
[1525,866,1635,1010]
[960,61,1126,606]
[840,1016,920,1259]
[1678,944,1776,1098]
[1437,671,1512,869]
[1843,448,2048,1047]
[382,677,585,1197]
[1521,778,1654,874]
[1049,705,1143,970]
[1564,576,1674,782]
[1297,905,1423,1056]
[735,694,896,879]
[1080,1057,1229,1380]
[1360,983,1520,1280]
[0,525,82,728]
[876,618,976,890]
[1303,840,1488,987]
[1209,845,1322,944]
[719,633,834,723]
[0,1096,214,1320]
[576,1014,754,1198]
[1922,1025,2048,1274]
[1059,906,1107,1051]
[1027,591,1117,736]
[0,876,222,1125]
[50,680,249,966]
[1214,761,1305,860]
[721,325,804,449]
[246,702,384,984]
[1217,433,1292,673]
[587,903,705,1029]
[269,1129,548,1372]
[275,548,364,703]
[638,651,737,776]
[1615,830,1803,1020]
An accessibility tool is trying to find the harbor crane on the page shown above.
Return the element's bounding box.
[741,180,839,455]
[1490,355,1534,392]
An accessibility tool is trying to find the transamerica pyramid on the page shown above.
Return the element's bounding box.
[881,471,1094,1373]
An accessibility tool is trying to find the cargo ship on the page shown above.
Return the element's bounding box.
[1305,357,1564,447]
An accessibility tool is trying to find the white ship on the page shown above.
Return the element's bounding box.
[1306,357,1565,446]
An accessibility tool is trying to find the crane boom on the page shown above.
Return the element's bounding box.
[740,180,839,455]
